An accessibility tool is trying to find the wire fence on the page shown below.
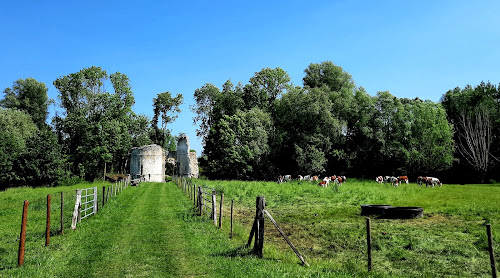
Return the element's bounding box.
[0,176,133,269]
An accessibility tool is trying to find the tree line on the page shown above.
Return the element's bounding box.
[0,66,182,190]
[192,61,500,183]
[1,62,498,189]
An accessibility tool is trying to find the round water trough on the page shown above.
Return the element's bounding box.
[383,207,423,219]
[360,205,393,216]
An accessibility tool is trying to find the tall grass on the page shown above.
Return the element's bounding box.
[196,179,500,277]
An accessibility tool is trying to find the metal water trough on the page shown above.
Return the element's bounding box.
[361,204,423,219]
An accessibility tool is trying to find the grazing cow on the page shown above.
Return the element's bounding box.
[341,176,347,183]
[298,175,304,181]
[334,176,344,185]
[312,176,319,181]
[277,175,284,183]
[426,177,442,187]
[417,176,428,187]
[303,175,310,181]
[284,175,292,182]
[375,176,384,184]
[318,177,329,188]
[330,176,337,182]
[385,176,398,186]
[398,176,409,184]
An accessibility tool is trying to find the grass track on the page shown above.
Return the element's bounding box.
[4,182,354,278]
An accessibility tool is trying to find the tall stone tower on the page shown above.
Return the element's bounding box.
[130,144,166,182]
[177,135,191,177]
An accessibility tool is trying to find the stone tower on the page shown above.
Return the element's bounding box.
[177,135,191,177]
[130,144,166,182]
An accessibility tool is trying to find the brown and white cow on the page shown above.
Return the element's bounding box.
[398,176,409,184]
[376,176,384,184]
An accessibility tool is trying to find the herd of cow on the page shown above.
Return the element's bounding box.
[277,174,443,188]
[376,175,443,187]
[277,175,347,187]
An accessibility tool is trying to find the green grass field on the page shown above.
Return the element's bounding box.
[0,180,498,277]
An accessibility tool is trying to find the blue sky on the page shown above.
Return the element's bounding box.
[2,0,500,155]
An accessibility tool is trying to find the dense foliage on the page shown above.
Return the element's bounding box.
[1,67,182,189]
[193,61,458,180]
[1,62,499,188]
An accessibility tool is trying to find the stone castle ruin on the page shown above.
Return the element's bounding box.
[130,135,199,182]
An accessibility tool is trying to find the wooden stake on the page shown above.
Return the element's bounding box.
[487,224,498,278]
[212,190,217,226]
[264,209,309,267]
[219,193,224,229]
[102,186,105,208]
[18,200,29,266]
[71,189,82,230]
[367,217,372,271]
[46,194,51,246]
[254,196,265,257]
[60,192,64,235]
[230,200,234,239]
[198,186,202,216]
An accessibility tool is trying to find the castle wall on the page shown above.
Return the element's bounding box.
[130,144,166,182]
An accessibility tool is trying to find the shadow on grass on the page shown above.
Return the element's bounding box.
[214,244,255,258]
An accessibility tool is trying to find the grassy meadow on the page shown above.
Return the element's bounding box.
[0,179,498,277]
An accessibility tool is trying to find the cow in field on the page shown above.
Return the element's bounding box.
[426,177,442,187]
[298,175,304,181]
[303,175,310,181]
[376,176,384,184]
[333,176,345,185]
[417,176,427,186]
[312,176,319,181]
[385,176,399,186]
[277,175,284,183]
[284,175,292,182]
[319,177,329,188]
[398,176,409,184]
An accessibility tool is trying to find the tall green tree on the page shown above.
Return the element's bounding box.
[442,82,500,182]
[151,91,183,148]
[0,109,37,189]
[54,66,143,179]
[1,78,50,128]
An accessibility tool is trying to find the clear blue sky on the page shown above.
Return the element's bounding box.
[2,0,500,155]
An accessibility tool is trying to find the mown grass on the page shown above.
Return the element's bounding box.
[0,180,498,277]
[196,179,500,277]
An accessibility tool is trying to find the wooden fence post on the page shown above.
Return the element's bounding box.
[219,193,224,229]
[212,190,217,226]
[231,200,234,239]
[18,200,29,266]
[198,186,202,216]
[367,217,372,271]
[45,194,51,246]
[60,192,64,235]
[487,224,498,278]
[254,196,265,257]
[106,186,110,203]
[93,187,98,215]
[102,186,105,208]
[71,189,82,230]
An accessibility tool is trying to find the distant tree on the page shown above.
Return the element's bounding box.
[151,91,183,148]
[1,78,50,129]
[442,82,500,182]
[0,109,37,188]
[54,66,143,179]
[204,108,271,180]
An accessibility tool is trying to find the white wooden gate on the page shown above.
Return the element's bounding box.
[71,186,97,229]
